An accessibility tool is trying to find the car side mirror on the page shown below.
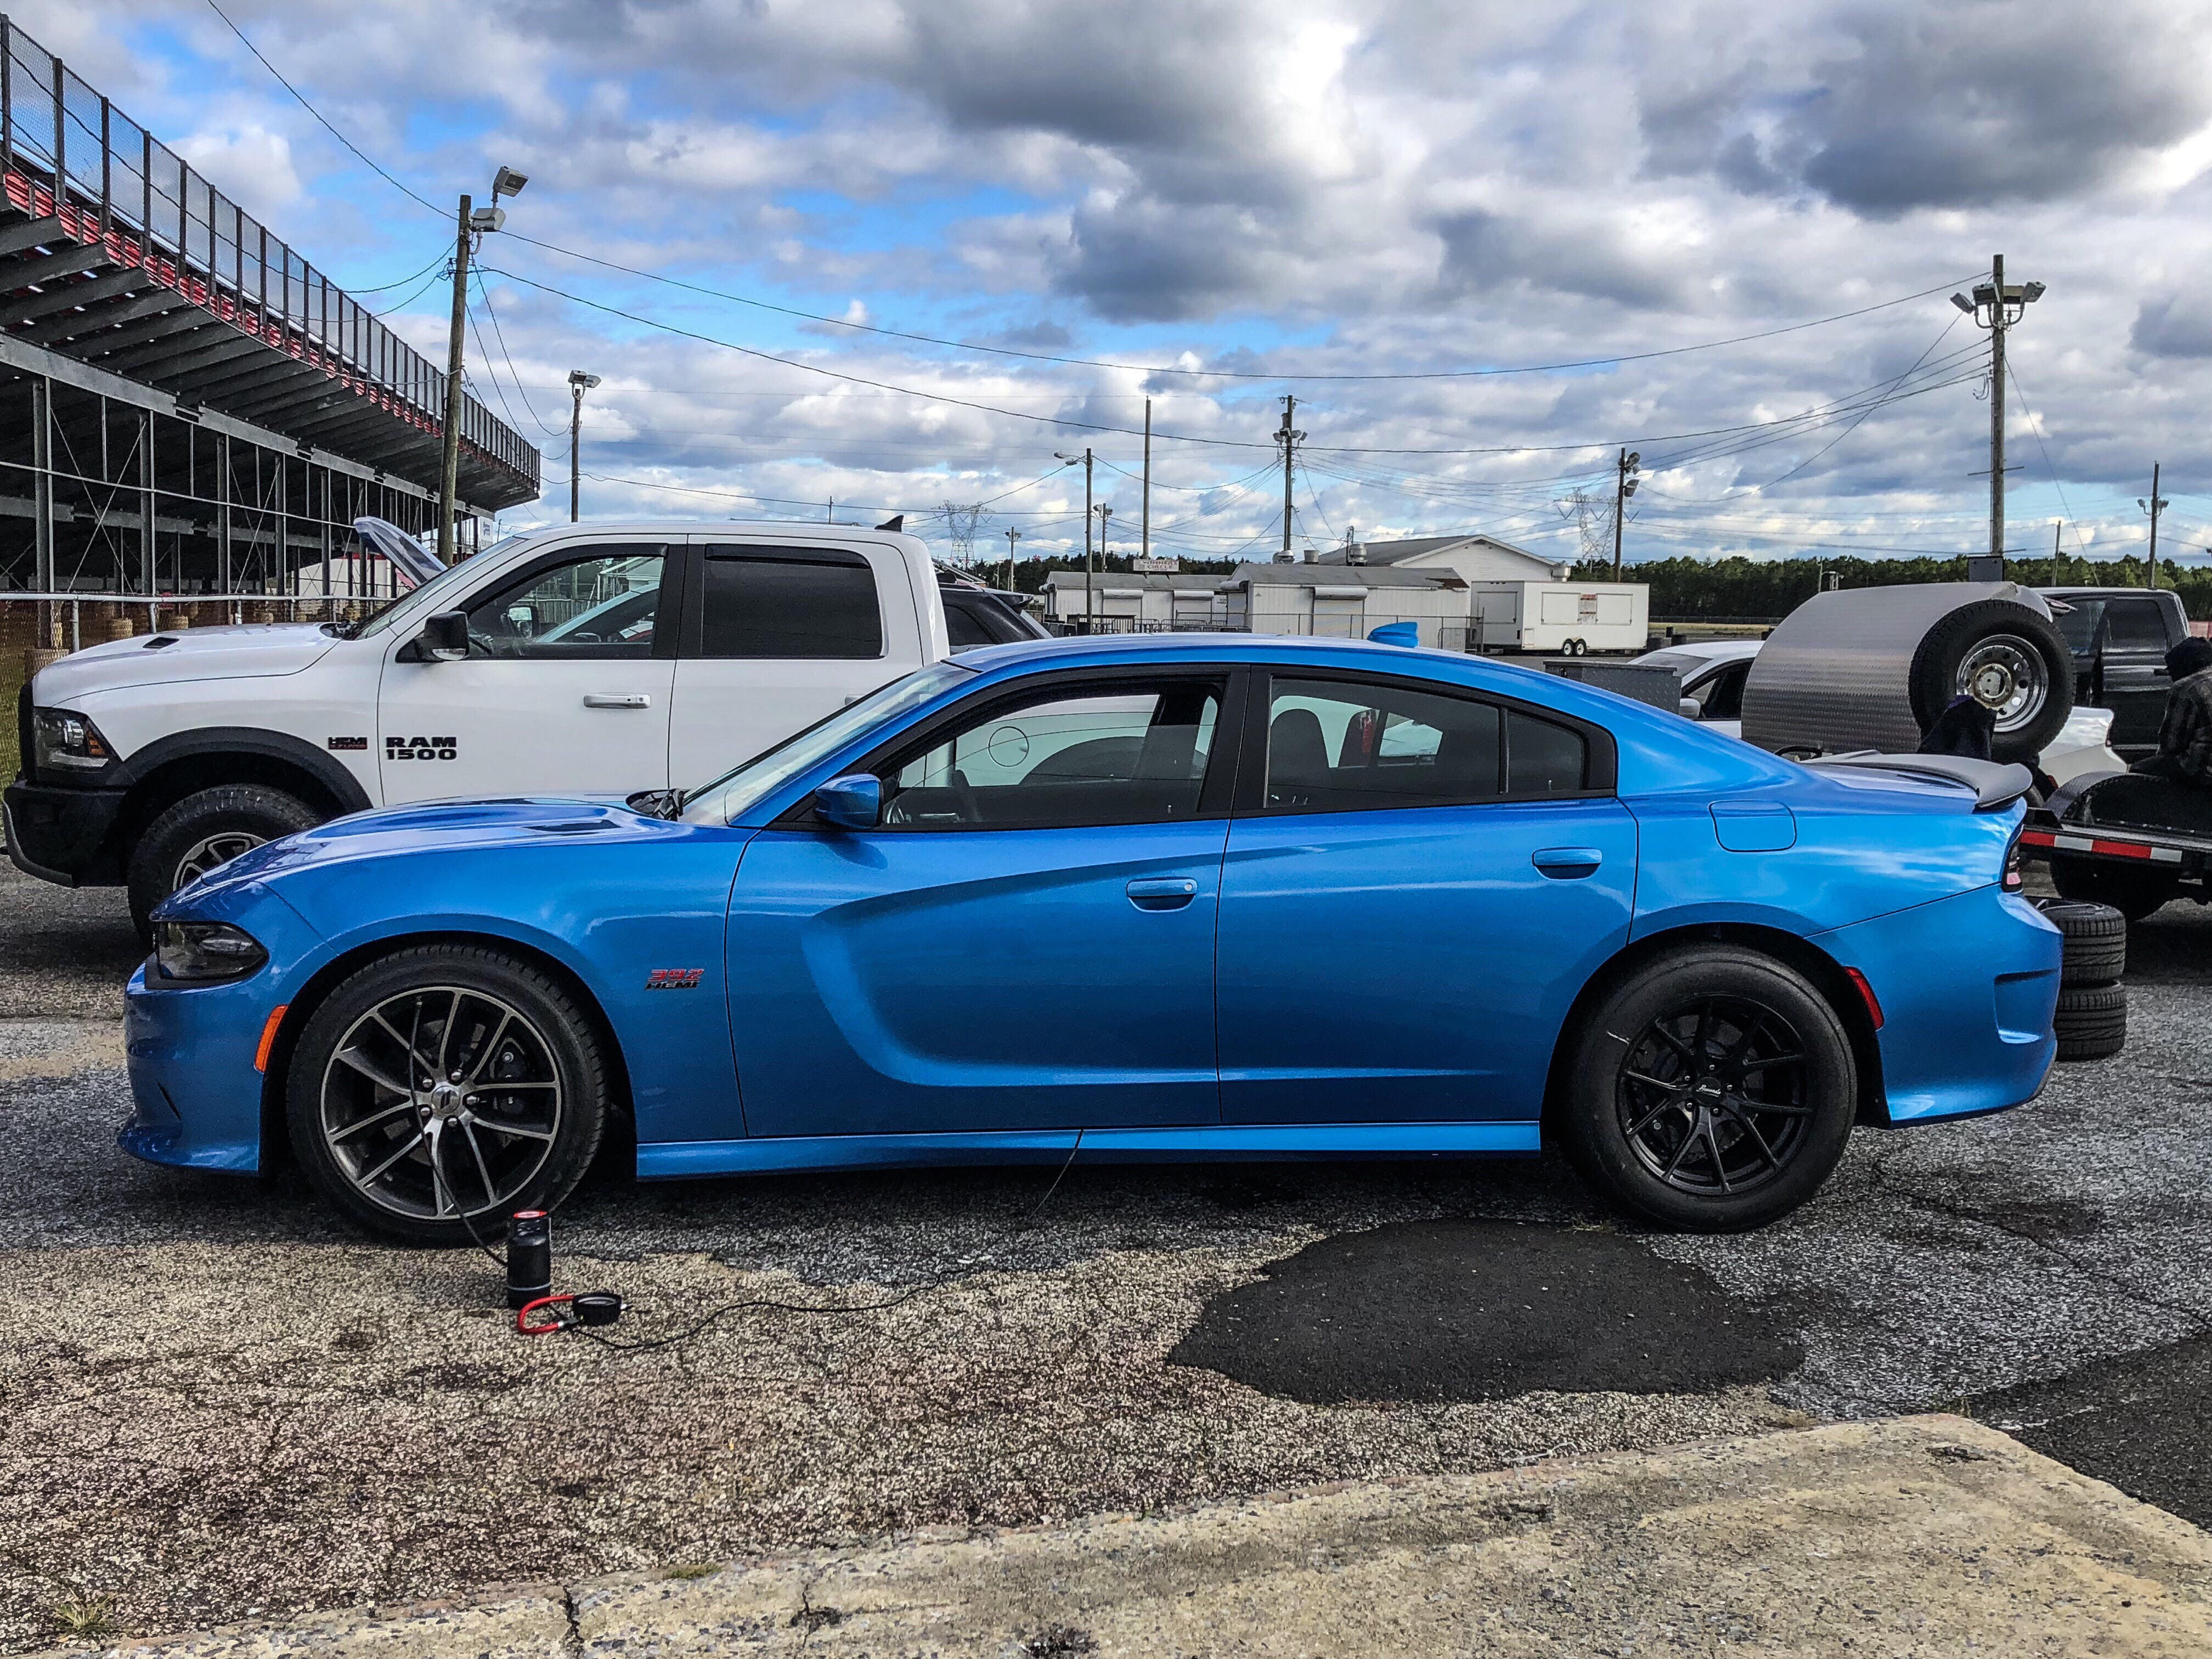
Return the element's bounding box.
[1678,697,1703,719]
[813,773,881,829]
[416,611,470,663]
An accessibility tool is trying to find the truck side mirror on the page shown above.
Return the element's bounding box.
[812,773,881,829]
[1678,697,1703,720]
[417,611,470,663]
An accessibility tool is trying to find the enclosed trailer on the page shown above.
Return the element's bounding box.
[1470,581,1649,654]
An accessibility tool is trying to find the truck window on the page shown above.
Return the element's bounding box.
[2105,599,2166,654]
[466,549,664,659]
[699,545,884,659]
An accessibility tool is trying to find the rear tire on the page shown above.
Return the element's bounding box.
[1558,946,1857,1233]
[128,783,322,939]
[2049,854,2175,923]
[2053,983,2126,1062]
[285,944,610,1246]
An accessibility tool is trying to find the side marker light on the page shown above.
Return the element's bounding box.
[253,1004,289,1073]
[1844,968,1884,1030]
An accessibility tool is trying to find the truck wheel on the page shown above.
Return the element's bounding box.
[285,944,610,1246]
[1556,946,1857,1233]
[1908,600,2071,764]
[128,784,323,938]
[2049,854,2176,923]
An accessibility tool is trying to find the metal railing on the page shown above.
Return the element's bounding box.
[0,15,538,489]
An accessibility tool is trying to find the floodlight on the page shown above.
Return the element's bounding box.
[1951,294,1974,314]
[493,166,529,198]
[1625,452,1640,468]
[467,205,506,234]
[2022,281,2046,303]
[569,370,602,391]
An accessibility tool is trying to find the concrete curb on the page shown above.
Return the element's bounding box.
[36,1415,2212,1657]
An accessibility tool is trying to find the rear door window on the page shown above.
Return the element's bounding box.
[697,545,884,659]
[2104,599,2167,655]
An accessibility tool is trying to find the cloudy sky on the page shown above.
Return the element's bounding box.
[16,0,2212,566]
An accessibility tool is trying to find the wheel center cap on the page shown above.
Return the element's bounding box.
[428,1081,467,1120]
[1693,1079,1724,1102]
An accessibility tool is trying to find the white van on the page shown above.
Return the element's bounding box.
[7,519,965,931]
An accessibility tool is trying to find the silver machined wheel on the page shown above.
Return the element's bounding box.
[1955,633,2049,733]
[318,985,562,1222]
[173,830,266,889]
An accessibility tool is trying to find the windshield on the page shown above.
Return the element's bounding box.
[347,534,532,639]
[679,661,975,825]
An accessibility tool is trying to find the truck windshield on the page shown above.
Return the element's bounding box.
[679,661,975,826]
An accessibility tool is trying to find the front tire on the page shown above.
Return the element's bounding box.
[285,944,610,1246]
[128,784,323,939]
[1558,946,1857,1232]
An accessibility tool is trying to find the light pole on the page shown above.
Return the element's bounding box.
[1002,526,1020,594]
[1612,449,1640,579]
[2141,466,2170,590]
[1094,504,1114,628]
[1951,256,2045,566]
[438,165,528,565]
[1054,450,1094,630]
[567,370,600,523]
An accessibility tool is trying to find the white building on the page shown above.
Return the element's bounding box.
[1217,561,1469,647]
[1040,569,1223,629]
[1315,532,1570,584]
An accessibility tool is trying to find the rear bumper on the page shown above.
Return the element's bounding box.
[3,777,126,885]
[1815,886,2061,1125]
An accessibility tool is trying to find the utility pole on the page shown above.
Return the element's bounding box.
[437,194,472,566]
[1003,527,1020,593]
[2141,465,2170,589]
[567,370,600,522]
[1141,397,1152,562]
[1276,394,1304,561]
[1952,256,2045,564]
[1612,449,1641,579]
[437,168,527,565]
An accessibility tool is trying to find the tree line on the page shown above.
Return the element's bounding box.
[1567,555,2209,620]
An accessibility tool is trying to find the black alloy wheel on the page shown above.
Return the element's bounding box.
[1616,995,1812,1198]
[1560,946,1857,1232]
[286,944,608,1245]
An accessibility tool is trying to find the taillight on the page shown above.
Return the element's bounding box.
[2003,826,2024,893]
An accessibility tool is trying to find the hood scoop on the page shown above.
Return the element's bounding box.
[143,635,179,650]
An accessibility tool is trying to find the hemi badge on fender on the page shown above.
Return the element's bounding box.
[645,968,705,990]
[326,736,369,751]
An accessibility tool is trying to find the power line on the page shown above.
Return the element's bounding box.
[2004,358,2091,561]
[200,0,443,216]
[473,274,568,436]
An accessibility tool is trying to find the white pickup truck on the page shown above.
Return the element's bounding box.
[7,518,1042,933]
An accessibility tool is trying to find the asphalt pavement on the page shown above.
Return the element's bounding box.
[4,861,2212,1649]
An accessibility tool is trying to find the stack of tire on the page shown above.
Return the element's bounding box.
[2036,898,2128,1061]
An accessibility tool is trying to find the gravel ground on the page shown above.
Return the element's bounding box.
[2,861,2209,1649]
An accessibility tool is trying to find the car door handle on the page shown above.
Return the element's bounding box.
[582,693,652,709]
[1126,877,1199,910]
[1532,847,1602,878]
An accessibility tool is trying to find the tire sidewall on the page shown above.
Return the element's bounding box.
[128,785,322,936]
[284,944,608,1246]
[1560,947,1858,1233]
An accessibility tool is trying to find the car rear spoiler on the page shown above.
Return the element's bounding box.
[1801,753,2035,811]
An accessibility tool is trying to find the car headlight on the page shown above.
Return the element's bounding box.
[153,921,268,983]
[32,707,115,775]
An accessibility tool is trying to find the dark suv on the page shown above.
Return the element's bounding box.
[2039,587,2191,761]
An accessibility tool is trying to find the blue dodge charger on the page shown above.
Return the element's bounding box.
[123,634,2061,1242]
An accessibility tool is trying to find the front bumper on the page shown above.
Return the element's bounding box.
[4,777,126,885]
[1816,885,2061,1125]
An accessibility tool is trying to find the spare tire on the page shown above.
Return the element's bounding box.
[2053,982,2126,1062]
[1907,599,2072,764]
[2033,897,2127,985]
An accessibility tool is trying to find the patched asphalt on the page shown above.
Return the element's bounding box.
[7,859,2212,1647]
[1167,1217,1803,1402]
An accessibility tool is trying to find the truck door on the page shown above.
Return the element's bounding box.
[2099,596,2172,758]
[377,542,675,802]
[667,540,927,789]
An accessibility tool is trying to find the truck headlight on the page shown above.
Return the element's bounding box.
[153,922,268,983]
[32,707,116,775]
